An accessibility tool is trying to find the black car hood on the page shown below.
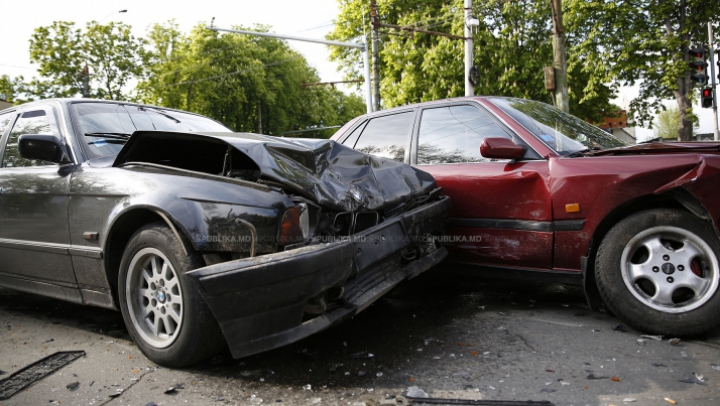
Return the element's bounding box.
[113,131,437,212]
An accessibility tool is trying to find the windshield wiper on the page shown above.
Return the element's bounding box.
[84,132,132,140]
[565,147,600,157]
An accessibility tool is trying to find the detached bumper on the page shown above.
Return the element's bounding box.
[186,196,449,359]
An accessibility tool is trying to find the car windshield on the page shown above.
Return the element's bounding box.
[489,97,627,155]
[70,102,232,160]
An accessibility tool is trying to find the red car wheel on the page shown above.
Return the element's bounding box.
[595,209,720,336]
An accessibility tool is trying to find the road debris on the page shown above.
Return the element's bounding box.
[540,388,556,393]
[164,383,184,394]
[652,363,667,367]
[610,377,621,382]
[350,350,375,359]
[678,375,706,385]
[636,339,646,346]
[405,386,429,398]
[586,374,608,380]
[0,351,85,400]
[640,335,663,341]
[66,381,79,391]
[612,324,627,332]
[622,398,637,403]
[668,338,681,346]
[664,398,677,405]
[712,365,720,372]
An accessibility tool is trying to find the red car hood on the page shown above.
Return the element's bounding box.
[590,141,720,156]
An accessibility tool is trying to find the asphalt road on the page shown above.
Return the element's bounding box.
[1,268,719,406]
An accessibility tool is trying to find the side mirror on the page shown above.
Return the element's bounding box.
[480,137,525,160]
[18,134,72,164]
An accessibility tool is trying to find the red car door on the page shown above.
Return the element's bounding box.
[410,102,555,270]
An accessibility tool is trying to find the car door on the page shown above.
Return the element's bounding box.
[410,102,554,270]
[0,106,76,284]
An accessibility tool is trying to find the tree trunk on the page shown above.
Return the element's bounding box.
[671,0,693,141]
[550,0,569,112]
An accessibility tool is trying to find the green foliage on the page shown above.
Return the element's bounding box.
[654,106,698,139]
[0,75,23,103]
[655,107,680,139]
[565,0,719,138]
[328,0,617,123]
[138,22,365,136]
[25,21,145,100]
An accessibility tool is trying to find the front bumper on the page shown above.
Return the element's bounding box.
[186,196,449,358]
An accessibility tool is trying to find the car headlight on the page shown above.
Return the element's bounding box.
[278,203,309,245]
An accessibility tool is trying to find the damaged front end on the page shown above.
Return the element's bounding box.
[187,193,448,358]
[113,131,450,358]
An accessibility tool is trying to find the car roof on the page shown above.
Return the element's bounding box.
[0,98,213,120]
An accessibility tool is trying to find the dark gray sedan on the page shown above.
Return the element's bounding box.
[0,99,449,367]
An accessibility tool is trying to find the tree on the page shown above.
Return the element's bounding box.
[0,75,23,103]
[654,106,698,139]
[24,21,145,101]
[328,0,617,123]
[565,0,720,140]
[138,22,365,136]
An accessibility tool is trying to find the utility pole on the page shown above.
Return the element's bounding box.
[464,0,474,96]
[206,23,373,114]
[709,22,719,141]
[550,0,569,112]
[370,0,381,111]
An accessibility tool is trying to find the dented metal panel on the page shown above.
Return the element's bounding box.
[114,131,438,213]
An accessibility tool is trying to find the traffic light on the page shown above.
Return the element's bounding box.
[701,88,713,109]
[689,48,708,85]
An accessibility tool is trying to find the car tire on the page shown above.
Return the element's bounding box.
[118,222,224,367]
[595,209,720,336]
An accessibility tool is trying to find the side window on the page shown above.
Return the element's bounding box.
[417,105,512,164]
[353,112,413,162]
[2,109,59,168]
[340,120,367,149]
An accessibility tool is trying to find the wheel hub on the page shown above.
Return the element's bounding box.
[661,263,675,275]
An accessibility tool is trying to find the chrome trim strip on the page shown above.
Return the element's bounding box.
[0,238,103,258]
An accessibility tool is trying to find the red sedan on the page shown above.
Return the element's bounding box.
[331,96,720,336]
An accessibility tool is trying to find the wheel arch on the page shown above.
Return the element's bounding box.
[582,188,714,310]
[104,208,195,305]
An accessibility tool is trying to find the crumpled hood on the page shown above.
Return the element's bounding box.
[590,141,720,156]
[113,131,437,212]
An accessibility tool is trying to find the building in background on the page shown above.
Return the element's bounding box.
[0,98,12,110]
[599,110,636,144]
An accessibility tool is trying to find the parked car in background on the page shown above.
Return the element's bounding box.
[0,99,449,367]
[332,96,720,337]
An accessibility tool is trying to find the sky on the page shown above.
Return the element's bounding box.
[1,0,717,141]
[1,0,347,88]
